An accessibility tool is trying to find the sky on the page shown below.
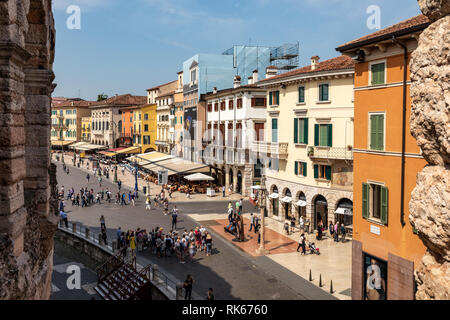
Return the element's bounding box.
[52,0,421,100]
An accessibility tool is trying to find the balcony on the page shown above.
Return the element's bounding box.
[308,146,353,161]
[155,140,169,146]
[252,142,289,159]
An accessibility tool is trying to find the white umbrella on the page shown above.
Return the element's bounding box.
[296,200,307,207]
[184,173,215,182]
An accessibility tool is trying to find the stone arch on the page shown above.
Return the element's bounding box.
[335,198,353,227]
[281,187,293,220]
[268,184,280,217]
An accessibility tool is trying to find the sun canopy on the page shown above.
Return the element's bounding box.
[296,200,307,207]
[184,173,215,182]
[269,193,279,199]
[335,207,353,216]
[51,140,74,147]
[281,196,292,203]
[115,146,141,155]
[69,142,108,151]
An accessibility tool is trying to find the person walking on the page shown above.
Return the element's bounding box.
[248,213,255,232]
[86,173,90,184]
[121,193,127,206]
[100,215,106,229]
[171,207,178,231]
[118,180,122,192]
[131,193,135,207]
[145,195,151,211]
[341,223,346,243]
[129,232,136,257]
[184,274,194,300]
[205,232,212,256]
[329,221,334,239]
[60,209,68,228]
[299,216,304,232]
[334,222,339,242]
[290,215,296,233]
[222,185,225,197]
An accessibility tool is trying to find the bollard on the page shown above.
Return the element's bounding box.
[319,274,323,287]
[330,280,334,294]
[309,269,313,281]
[72,223,77,234]
[85,227,90,239]
[153,264,159,281]
[176,283,184,300]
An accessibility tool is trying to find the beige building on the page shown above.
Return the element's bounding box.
[51,100,92,147]
[147,80,177,154]
[256,55,355,230]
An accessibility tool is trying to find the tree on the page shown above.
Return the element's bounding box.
[97,93,108,102]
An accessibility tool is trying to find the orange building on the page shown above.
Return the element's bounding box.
[119,107,138,147]
[337,15,430,300]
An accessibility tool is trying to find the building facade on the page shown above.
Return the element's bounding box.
[256,56,355,230]
[173,71,184,157]
[203,71,268,196]
[81,116,91,142]
[337,15,429,300]
[141,104,158,153]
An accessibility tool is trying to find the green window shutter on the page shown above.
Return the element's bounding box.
[328,124,333,147]
[381,186,388,225]
[302,162,307,177]
[372,63,385,85]
[314,124,319,146]
[272,119,278,143]
[269,92,273,105]
[314,164,319,179]
[377,115,384,150]
[294,119,299,144]
[362,183,369,219]
[370,115,377,150]
[325,165,332,181]
[181,116,183,124]
[303,118,309,144]
[295,161,299,175]
[275,91,280,105]
[298,87,305,103]
[320,124,328,146]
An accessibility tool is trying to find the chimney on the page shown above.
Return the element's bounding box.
[234,75,241,88]
[248,76,253,85]
[252,69,259,83]
[265,66,278,79]
[311,56,320,70]
[213,87,217,94]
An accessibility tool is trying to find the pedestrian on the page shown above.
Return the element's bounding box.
[60,209,68,228]
[66,168,69,175]
[145,195,151,211]
[168,188,173,199]
[129,232,136,257]
[334,222,339,242]
[329,221,334,238]
[184,274,194,300]
[290,215,296,233]
[121,193,127,206]
[297,234,303,252]
[171,207,178,231]
[299,216,304,231]
[118,180,122,192]
[101,225,107,245]
[249,213,255,232]
[222,185,225,197]
[341,223,346,243]
[205,232,212,257]
[284,221,290,235]
[100,215,106,229]
[86,173,90,183]
[116,227,122,249]
[131,193,135,207]
[206,288,214,300]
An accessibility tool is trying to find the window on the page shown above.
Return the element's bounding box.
[362,183,388,225]
[144,113,148,120]
[252,97,267,107]
[229,100,234,110]
[319,84,329,101]
[271,118,278,143]
[191,69,197,82]
[295,161,307,177]
[143,136,150,145]
[237,98,243,109]
[73,109,76,114]
[371,62,386,85]
[139,113,141,121]
[314,164,332,181]
[269,91,280,105]
[214,103,218,112]
[269,158,279,172]
[294,118,308,144]
[207,104,212,112]
[314,124,332,147]
[370,114,384,151]
[144,124,148,132]
[180,116,183,124]
[220,101,226,111]
[298,86,305,103]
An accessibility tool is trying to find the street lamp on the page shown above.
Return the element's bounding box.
[256,175,269,255]
[109,120,119,183]
[134,159,139,192]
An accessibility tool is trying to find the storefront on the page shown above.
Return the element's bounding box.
[295,192,307,221]
[314,195,328,230]
[269,186,279,217]
[281,189,292,220]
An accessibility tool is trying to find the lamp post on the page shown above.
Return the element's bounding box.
[109,120,119,183]
[134,159,139,192]
[257,176,269,255]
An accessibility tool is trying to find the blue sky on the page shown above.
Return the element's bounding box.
[52,0,421,100]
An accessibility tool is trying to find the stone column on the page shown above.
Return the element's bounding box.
[225,165,230,194]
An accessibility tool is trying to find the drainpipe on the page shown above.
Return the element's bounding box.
[392,36,407,227]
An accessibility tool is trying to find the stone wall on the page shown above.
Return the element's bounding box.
[409,0,450,300]
[0,0,56,300]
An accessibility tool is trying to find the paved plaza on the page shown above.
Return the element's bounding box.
[55,158,351,300]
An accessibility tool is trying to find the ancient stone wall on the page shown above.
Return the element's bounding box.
[409,0,450,300]
[0,0,57,300]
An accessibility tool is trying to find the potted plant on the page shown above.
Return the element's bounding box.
[347,145,353,151]
[307,146,314,157]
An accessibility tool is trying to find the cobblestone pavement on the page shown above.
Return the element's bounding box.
[54,160,336,300]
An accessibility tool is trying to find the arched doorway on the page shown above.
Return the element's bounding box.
[314,195,328,230]
[282,189,293,220]
[335,198,353,227]
[237,171,242,194]
[296,192,307,221]
[271,185,279,217]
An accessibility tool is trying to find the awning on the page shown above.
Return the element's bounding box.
[335,207,353,216]
[281,196,292,203]
[184,173,214,181]
[250,185,262,190]
[108,147,126,152]
[51,140,74,146]
[69,142,108,151]
[296,200,307,207]
[115,146,141,155]
[269,193,279,199]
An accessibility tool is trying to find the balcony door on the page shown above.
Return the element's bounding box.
[255,123,265,142]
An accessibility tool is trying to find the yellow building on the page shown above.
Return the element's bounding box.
[132,108,142,148]
[257,55,355,229]
[81,117,91,142]
[140,104,157,153]
[51,100,92,148]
